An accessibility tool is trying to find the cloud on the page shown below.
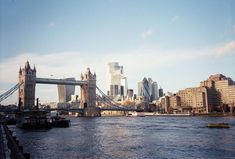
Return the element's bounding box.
[171,15,180,22]
[215,41,235,56]
[0,48,209,85]
[141,28,154,39]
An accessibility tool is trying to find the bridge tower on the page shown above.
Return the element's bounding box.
[80,68,100,116]
[19,61,36,110]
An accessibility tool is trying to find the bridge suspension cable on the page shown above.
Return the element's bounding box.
[96,86,133,110]
[0,83,20,103]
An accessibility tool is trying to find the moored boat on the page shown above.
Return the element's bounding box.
[16,110,52,129]
[207,123,230,128]
[126,111,145,117]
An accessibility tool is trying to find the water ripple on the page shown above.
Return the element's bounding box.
[12,116,235,159]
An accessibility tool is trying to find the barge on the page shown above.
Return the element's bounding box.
[16,110,52,129]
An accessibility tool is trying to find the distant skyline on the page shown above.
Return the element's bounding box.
[0,0,235,104]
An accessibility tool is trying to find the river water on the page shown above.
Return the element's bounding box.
[9,116,235,159]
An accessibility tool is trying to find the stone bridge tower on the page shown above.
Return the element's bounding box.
[19,61,36,110]
[80,68,100,116]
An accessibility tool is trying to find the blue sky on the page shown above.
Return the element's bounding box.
[0,0,235,104]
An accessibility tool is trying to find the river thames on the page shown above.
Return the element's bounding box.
[9,116,235,159]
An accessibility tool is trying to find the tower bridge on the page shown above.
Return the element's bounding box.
[0,61,137,116]
[17,61,98,116]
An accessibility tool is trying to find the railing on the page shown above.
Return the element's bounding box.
[2,124,30,159]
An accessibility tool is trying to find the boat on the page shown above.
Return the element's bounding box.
[51,115,70,128]
[207,123,230,128]
[5,114,16,125]
[126,111,145,117]
[16,110,52,129]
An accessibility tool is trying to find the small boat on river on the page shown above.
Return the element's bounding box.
[207,123,230,128]
[126,111,145,117]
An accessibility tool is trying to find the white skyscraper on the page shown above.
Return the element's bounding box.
[57,78,75,103]
[108,62,128,98]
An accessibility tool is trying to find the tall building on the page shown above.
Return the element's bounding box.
[138,77,158,102]
[149,78,158,101]
[108,62,128,98]
[201,74,235,107]
[19,61,36,110]
[174,74,235,113]
[177,87,208,113]
[127,89,134,100]
[159,87,163,97]
[57,78,75,103]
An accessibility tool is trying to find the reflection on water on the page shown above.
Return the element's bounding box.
[10,116,235,159]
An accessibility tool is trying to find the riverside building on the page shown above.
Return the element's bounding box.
[165,74,235,113]
[200,74,235,112]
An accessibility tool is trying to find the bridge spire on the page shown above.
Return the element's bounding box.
[33,65,36,72]
[25,60,31,70]
[81,73,84,80]
[19,66,22,74]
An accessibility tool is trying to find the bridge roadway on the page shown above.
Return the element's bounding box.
[36,108,137,112]
[36,78,88,85]
[0,108,137,113]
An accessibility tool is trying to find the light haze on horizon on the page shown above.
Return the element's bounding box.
[0,0,235,104]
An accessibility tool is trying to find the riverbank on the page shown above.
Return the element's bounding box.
[0,122,30,159]
[194,112,235,117]
[99,111,235,117]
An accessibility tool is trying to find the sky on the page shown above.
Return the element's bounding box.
[0,0,235,104]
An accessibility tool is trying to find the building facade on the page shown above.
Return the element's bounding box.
[57,78,76,103]
[177,87,208,113]
[108,62,128,98]
[138,77,158,102]
[201,74,235,111]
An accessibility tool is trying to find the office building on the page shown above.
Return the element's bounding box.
[127,89,134,100]
[138,77,158,102]
[108,62,128,98]
[159,87,163,98]
[177,87,208,113]
[200,74,235,110]
[57,78,76,103]
[174,74,235,113]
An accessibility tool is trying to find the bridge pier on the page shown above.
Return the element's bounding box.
[83,107,101,117]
